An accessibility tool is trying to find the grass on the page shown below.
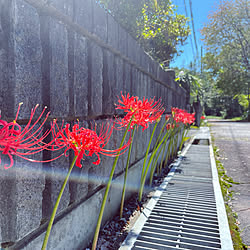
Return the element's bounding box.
[211,140,247,250]
[206,115,223,119]
[205,115,247,122]
[229,116,247,122]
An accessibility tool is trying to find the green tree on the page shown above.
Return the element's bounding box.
[98,0,190,66]
[201,0,250,118]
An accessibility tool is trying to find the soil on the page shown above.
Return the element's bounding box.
[85,165,171,250]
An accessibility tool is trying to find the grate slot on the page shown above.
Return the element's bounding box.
[151,208,218,222]
[158,197,217,208]
[144,221,220,237]
[147,217,220,233]
[159,194,216,203]
[155,202,217,215]
[142,225,220,241]
[149,214,220,228]
[134,235,221,249]
[139,230,221,248]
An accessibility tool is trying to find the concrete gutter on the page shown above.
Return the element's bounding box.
[120,127,234,249]
[119,136,194,249]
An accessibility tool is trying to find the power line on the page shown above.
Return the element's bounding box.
[183,0,196,60]
[188,0,199,59]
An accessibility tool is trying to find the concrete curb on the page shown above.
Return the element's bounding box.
[209,134,234,250]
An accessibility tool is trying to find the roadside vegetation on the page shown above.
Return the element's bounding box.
[211,137,247,249]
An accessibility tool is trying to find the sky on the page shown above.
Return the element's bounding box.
[170,0,220,69]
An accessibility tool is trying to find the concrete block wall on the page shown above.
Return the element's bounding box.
[0,0,187,248]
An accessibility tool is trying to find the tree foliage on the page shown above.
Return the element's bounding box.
[201,0,250,96]
[97,0,190,66]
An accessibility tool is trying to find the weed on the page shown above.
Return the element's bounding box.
[211,141,247,249]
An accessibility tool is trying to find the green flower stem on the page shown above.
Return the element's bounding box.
[139,122,158,201]
[175,126,182,154]
[179,125,186,151]
[139,129,170,201]
[152,119,168,151]
[147,119,168,184]
[42,155,77,250]
[159,137,168,173]
[92,120,132,250]
[120,127,136,219]
[171,126,178,158]
[149,142,164,186]
[165,130,173,163]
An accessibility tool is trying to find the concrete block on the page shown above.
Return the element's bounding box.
[13,0,42,118]
[141,74,147,98]
[93,2,107,42]
[0,165,17,243]
[168,86,173,110]
[103,51,115,115]
[118,26,127,56]
[50,151,70,214]
[137,71,142,99]
[127,34,136,62]
[151,78,156,99]
[69,159,89,203]
[49,20,69,117]
[47,0,74,117]
[114,57,124,115]
[147,77,153,99]
[74,0,93,32]
[123,63,131,95]
[89,44,103,117]
[0,0,15,118]
[165,69,175,81]
[74,35,88,117]
[107,14,119,50]
[131,67,137,96]
[0,155,44,243]
[15,160,45,240]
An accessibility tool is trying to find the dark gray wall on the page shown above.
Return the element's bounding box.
[0,0,186,247]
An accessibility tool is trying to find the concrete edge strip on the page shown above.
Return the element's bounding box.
[209,134,234,250]
[119,136,195,250]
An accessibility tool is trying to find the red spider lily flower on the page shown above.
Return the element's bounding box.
[0,103,51,169]
[50,120,130,168]
[166,123,171,130]
[171,107,195,125]
[165,114,171,121]
[115,93,165,131]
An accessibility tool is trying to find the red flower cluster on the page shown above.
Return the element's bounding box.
[115,93,165,130]
[0,104,51,169]
[51,121,129,167]
[171,107,195,125]
[0,103,131,170]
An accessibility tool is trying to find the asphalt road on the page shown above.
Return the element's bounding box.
[208,119,250,247]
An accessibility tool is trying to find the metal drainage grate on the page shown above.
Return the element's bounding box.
[132,183,221,249]
[131,144,222,249]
